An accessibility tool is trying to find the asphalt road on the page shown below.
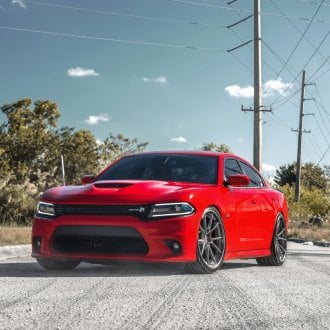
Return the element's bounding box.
[0,251,329,330]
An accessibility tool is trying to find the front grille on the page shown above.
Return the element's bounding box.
[54,204,150,217]
[52,225,149,255]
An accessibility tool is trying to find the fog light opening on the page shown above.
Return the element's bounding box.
[32,236,42,252]
[165,240,182,255]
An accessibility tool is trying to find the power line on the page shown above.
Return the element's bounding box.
[269,27,328,108]
[270,0,325,82]
[309,132,323,155]
[296,0,330,7]
[261,40,299,77]
[313,114,330,144]
[172,0,330,24]
[309,56,330,81]
[252,1,326,108]
[314,84,330,117]
[228,51,253,73]
[226,2,282,78]
[269,0,330,65]
[264,112,315,161]
[23,0,227,28]
[0,25,227,52]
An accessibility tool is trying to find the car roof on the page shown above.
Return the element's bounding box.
[124,150,225,157]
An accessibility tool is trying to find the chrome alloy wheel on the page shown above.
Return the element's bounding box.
[198,208,225,270]
[274,214,287,263]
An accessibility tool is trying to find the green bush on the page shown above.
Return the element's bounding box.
[280,184,330,220]
[0,183,38,225]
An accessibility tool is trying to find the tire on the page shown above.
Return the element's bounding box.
[185,207,226,274]
[37,259,80,270]
[256,213,287,266]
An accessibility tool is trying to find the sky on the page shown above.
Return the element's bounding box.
[0,0,329,176]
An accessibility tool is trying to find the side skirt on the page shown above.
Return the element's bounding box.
[224,249,271,261]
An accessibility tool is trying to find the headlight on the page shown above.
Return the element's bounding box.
[37,202,55,218]
[148,202,194,218]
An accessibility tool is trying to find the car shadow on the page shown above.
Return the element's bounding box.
[0,259,257,278]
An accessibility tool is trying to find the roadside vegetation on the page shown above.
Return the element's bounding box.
[275,163,330,241]
[0,226,31,246]
[0,98,329,245]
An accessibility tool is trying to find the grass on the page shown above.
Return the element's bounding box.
[0,226,31,246]
[288,220,330,241]
[0,221,329,246]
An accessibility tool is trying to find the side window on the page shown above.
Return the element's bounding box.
[239,161,264,187]
[224,158,243,179]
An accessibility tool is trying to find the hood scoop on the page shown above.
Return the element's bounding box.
[94,182,133,189]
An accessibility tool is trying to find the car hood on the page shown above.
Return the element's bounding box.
[41,180,215,204]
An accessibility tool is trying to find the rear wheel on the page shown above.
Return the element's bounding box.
[185,207,226,274]
[256,213,287,266]
[37,259,80,270]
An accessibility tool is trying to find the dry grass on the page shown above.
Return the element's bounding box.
[0,226,31,246]
[288,220,330,241]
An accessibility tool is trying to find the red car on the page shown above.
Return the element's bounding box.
[32,151,288,274]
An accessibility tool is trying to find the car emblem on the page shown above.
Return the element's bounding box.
[91,239,104,252]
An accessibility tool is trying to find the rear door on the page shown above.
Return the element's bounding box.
[223,158,258,251]
[236,161,275,250]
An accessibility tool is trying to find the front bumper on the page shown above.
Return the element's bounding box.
[32,213,199,263]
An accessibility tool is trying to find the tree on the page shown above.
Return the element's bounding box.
[274,163,296,187]
[0,98,60,184]
[99,133,149,168]
[0,97,150,224]
[201,142,232,153]
[275,162,327,190]
[280,184,329,220]
[59,128,100,185]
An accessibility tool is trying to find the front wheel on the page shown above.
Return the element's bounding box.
[37,259,80,270]
[185,207,226,274]
[256,213,287,266]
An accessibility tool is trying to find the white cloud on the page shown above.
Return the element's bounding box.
[237,137,244,143]
[95,138,104,146]
[171,136,187,143]
[85,114,110,125]
[143,76,168,84]
[67,67,99,77]
[224,85,254,98]
[225,78,293,99]
[262,163,276,172]
[263,78,293,97]
[12,0,26,8]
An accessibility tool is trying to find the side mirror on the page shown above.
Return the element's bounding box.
[226,174,250,187]
[81,175,95,185]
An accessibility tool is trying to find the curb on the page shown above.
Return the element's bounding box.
[0,245,31,261]
[288,238,330,248]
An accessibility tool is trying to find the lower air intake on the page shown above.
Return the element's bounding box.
[52,226,149,255]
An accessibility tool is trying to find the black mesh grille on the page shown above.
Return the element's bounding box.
[52,225,149,255]
[54,204,150,217]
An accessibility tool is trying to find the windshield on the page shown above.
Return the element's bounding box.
[97,154,218,184]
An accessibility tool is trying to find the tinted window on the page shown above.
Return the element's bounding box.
[239,161,264,187]
[97,154,218,184]
[224,158,243,178]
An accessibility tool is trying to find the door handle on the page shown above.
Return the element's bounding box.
[252,199,257,205]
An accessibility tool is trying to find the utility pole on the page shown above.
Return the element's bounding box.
[227,0,271,171]
[239,0,271,171]
[253,0,262,171]
[291,70,312,202]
